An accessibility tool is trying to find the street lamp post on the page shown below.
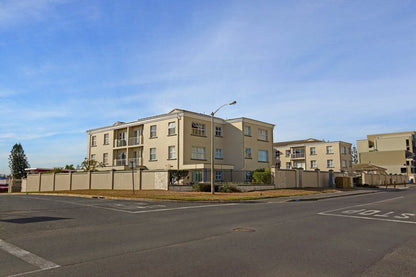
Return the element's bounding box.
[210,101,237,194]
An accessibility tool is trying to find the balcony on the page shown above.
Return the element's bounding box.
[129,137,141,146]
[115,139,127,147]
[114,159,127,166]
[291,153,305,159]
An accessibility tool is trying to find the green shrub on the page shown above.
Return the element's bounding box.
[192,183,220,192]
[252,168,271,184]
[219,185,241,193]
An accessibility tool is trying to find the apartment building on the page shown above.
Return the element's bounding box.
[274,139,352,172]
[357,131,416,181]
[86,109,274,183]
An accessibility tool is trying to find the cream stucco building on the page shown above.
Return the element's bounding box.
[274,139,352,172]
[357,131,416,181]
[86,109,274,183]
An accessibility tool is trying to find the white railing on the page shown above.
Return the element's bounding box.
[292,153,305,158]
[115,139,127,147]
[129,137,141,146]
[114,159,127,166]
[128,158,141,167]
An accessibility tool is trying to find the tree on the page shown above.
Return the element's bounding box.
[8,143,30,179]
[65,164,75,170]
[169,170,189,184]
[80,158,103,171]
[352,146,358,164]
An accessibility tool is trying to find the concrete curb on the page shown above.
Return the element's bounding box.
[6,189,385,204]
[287,190,381,202]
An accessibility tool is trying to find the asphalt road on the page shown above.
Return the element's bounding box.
[1,188,415,277]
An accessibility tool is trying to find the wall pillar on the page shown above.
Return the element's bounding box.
[88,170,92,190]
[53,172,56,191]
[315,169,321,188]
[38,173,42,192]
[111,169,115,190]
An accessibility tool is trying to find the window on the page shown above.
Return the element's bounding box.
[117,132,127,147]
[258,150,268,162]
[150,148,156,161]
[327,159,334,168]
[245,148,252,159]
[192,171,203,183]
[349,161,353,167]
[91,136,97,147]
[192,146,206,160]
[310,160,317,168]
[285,150,290,157]
[258,129,268,141]
[168,146,176,160]
[310,147,316,155]
[245,171,252,182]
[90,154,96,160]
[342,160,347,168]
[286,162,291,169]
[244,125,251,136]
[341,146,347,154]
[150,125,157,138]
[131,130,141,145]
[215,171,223,182]
[103,134,109,145]
[168,122,176,136]
[215,148,222,159]
[191,122,206,136]
[103,153,108,165]
[215,126,222,137]
[326,146,333,154]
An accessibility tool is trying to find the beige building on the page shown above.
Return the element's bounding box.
[274,139,352,172]
[357,131,416,181]
[86,109,274,183]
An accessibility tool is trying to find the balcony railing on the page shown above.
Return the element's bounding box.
[115,139,127,147]
[114,159,127,166]
[129,137,141,146]
[128,158,141,167]
[291,153,305,158]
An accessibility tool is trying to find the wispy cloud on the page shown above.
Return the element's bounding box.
[0,0,65,28]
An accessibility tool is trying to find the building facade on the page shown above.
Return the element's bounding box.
[86,109,274,183]
[356,131,416,181]
[274,139,352,172]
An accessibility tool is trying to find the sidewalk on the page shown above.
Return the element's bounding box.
[279,185,414,202]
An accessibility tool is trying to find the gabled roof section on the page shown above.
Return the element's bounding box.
[273,138,324,147]
[352,163,387,173]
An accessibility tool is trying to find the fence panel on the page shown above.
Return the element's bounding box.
[72,172,89,190]
[302,171,318,188]
[40,174,54,191]
[91,172,112,190]
[55,174,70,191]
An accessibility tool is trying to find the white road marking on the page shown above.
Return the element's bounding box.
[318,213,416,225]
[0,239,59,276]
[130,203,238,214]
[16,195,238,214]
[317,196,416,225]
[318,196,404,214]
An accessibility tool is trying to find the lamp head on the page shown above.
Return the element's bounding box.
[229,101,237,105]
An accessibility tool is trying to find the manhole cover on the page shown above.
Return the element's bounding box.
[233,227,256,232]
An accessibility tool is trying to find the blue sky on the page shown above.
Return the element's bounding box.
[1,0,416,174]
